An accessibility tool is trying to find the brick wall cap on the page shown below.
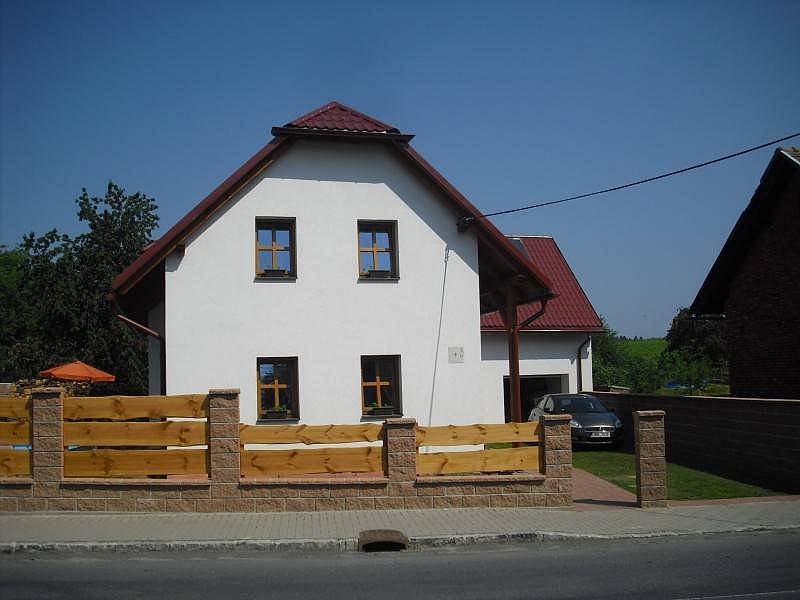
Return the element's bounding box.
[416,472,545,484]
[384,418,417,425]
[0,478,33,486]
[541,414,571,422]
[240,476,389,486]
[208,388,241,395]
[61,478,211,487]
[634,410,666,417]
[31,387,66,394]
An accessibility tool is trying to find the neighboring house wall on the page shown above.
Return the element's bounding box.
[480,332,593,411]
[160,139,485,425]
[725,175,800,399]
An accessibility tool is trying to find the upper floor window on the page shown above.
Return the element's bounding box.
[256,218,296,278]
[358,221,397,279]
[257,357,299,420]
[361,355,402,417]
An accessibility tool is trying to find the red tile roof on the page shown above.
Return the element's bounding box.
[481,236,603,332]
[287,101,399,133]
[110,102,553,307]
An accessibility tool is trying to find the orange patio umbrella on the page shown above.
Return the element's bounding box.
[40,360,116,382]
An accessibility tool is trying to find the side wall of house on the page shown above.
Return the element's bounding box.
[480,331,593,414]
[162,139,486,426]
[726,171,800,399]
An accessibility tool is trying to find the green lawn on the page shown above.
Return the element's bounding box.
[572,449,781,500]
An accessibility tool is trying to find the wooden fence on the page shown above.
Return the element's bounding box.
[1,391,542,479]
[62,394,208,478]
[416,422,540,475]
[0,395,30,477]
[239,423,385,477]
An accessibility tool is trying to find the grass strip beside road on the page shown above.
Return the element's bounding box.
[572,450,781,500]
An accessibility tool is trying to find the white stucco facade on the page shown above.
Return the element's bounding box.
[480,331,593,417]
[155,139,488,426]
[146,138,595,426]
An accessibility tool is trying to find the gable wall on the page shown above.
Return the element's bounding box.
[725,172,800,399]
[162,139,488,425]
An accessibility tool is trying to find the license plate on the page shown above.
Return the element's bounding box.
[590,431,611,438]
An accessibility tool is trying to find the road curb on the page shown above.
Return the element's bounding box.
[2,525,798,554]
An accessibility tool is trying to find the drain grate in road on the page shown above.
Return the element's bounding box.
[358,529,409,552]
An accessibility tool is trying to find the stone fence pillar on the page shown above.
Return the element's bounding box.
[540,414,572,505]
[31,387,65,500]
[383,418,417,495]
[207,389,241,505]
[634,410,667,508]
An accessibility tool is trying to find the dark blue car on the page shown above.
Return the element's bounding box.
[528,393,623,446]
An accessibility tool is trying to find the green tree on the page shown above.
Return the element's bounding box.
[591,317,629,388]
[665,307,727,382]
[0,182,158,392]
[658,349,713,395]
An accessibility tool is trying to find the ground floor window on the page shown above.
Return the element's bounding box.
[257,357,299,420]
[361,355,401,416]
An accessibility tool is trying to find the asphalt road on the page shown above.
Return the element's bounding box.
[2,530,800,599]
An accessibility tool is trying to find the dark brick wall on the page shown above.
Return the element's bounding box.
[594,392,800,493]
[725,176,800,399]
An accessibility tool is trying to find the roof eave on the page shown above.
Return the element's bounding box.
[691,148,799,314]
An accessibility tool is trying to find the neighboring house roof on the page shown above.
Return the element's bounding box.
[110,101,554,314]
[691,147,800,315]
[481,236,603,332]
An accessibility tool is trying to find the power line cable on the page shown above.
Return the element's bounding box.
[460,131,800,225]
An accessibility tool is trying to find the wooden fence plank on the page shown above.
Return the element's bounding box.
[0,396,29,420]
[416,422,540,446]
[0,421,30,445]
[0,449,31,476]
[241,447,384,477]
[64,449,207,477]
[417,446,540,476]
[240,423,383,445]
[63,421,206,447]
[63,395,208,420]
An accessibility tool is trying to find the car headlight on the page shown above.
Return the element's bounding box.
[569,419,582,429]
[614,417,623,428]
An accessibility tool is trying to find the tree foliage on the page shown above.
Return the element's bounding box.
[0,182,158,392]
[665,307,727,381]
[592,306,729,395]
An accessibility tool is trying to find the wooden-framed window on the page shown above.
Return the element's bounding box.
[257,357,299,420]
[361,355,402,416]
[357,221,397,279]
[256,218,296,278]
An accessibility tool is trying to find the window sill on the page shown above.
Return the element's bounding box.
[361,414,403,421]
[256,418,300,425]
[254,275,297,282]
[358,276,399,283]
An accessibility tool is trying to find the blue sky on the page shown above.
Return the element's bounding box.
[2,1,798,337]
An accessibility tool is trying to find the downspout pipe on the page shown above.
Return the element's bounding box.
[576,335,591,393]
[115,313,166,395]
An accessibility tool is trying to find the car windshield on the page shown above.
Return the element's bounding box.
[553,395,607,413]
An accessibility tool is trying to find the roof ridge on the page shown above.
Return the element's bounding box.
[288,100,398,133]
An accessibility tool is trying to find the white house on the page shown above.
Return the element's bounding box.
[111,102,601,427]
